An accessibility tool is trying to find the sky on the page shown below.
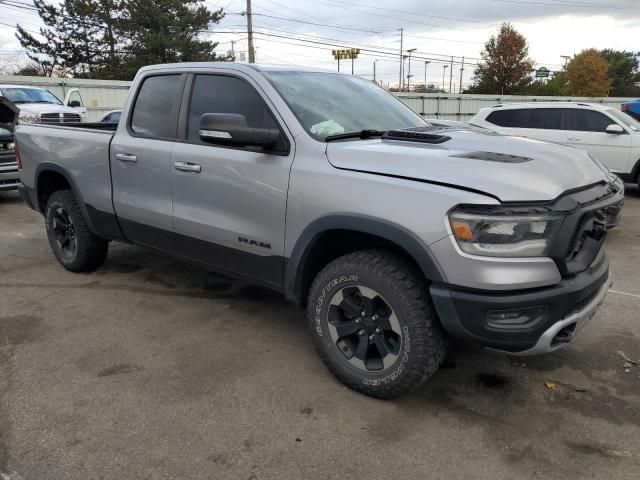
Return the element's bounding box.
[1,0,640,90]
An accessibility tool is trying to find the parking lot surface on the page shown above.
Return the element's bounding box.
[1,188,640,480]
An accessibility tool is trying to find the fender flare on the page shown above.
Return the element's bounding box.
[35,162,99,234]
[284,214,447,302]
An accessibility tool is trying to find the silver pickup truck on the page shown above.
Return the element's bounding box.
[16,63,624,398]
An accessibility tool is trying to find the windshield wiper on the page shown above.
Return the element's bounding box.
[325,129,386,142]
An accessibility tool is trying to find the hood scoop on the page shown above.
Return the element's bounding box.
[383,128,451,145]
[450,151,534,163]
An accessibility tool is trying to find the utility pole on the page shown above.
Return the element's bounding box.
[406,48,416,92]
[246,0,255,63]
[458,57,465,94]
[398,28,404,91]
[449,56,454,93]
[424,61,430,91]
[373,59,378,83]
[231,40,236,61]
[442,65,448,92]
[351,55,354,75]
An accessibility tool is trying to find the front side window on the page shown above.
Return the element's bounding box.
[187,74,284,150]
[0,88,62,105]
[68,91,83,107]
[565,109,613,133]
[607,109,640,132]
[263,71,426,140]
[486,108,562,130]
[131,75,182,138]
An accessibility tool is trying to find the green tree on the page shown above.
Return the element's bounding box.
[468,23,535,95]
[565,49,612,97]
[15,0,230,80]
[16,0,126,79]
[119,0,228,79]
[599,49,640,97]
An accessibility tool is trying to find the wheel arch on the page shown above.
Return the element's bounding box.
[35,162,98,235]
[285,215,446,306]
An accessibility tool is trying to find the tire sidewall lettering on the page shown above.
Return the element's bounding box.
[314,274,358,337]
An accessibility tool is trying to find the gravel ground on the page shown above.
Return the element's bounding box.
[1,187,639,480]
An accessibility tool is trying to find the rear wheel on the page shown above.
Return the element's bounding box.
[307,249,446,399]
[45,190,108,272]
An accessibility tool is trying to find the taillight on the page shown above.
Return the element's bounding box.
[14,140,22,169]
[622,104,630,111]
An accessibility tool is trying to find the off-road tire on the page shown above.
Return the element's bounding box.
[307,249,446,399]
[45,189,108,272]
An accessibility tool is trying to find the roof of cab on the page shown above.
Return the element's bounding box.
[137,62,335,75]
[487,101,614,111]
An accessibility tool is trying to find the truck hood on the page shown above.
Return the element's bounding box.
[15,103,78,115]
[325,129,608,202]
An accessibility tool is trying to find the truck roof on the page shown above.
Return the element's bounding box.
[138,62,336,75]
[0,84,48,90]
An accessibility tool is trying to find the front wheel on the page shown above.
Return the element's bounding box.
[307,249,446,399]
[45,190,109,272]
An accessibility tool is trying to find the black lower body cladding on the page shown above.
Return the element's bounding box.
[430,250,610,353]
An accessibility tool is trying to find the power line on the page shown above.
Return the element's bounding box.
[490,0,640,9]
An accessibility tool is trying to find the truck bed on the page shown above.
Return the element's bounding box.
[17,123,116,216]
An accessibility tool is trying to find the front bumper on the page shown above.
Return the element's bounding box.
[0,150,19,191]
[431,250,611,354]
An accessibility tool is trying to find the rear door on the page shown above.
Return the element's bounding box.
[170,73,293,287]
[484,108,566,144]
[110,73,186,250]
[565,108,632,173]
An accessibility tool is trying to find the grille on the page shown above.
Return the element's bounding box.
[40,112,82,123]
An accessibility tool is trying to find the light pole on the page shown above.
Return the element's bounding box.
[406,48,416,92]
[424,61,430,91]
[442,65,449,92]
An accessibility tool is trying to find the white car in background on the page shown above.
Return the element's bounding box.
[470,102,640,186]
[0,84,87,124]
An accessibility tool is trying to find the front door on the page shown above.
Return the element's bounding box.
[170,73,294,287]
[565,108,632,174]
[111,73,185,250]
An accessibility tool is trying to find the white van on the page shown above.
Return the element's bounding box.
[470,102,640,185]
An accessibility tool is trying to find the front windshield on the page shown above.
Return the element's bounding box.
[608,108,640,132]
[263,71,427,140]
[0,88,63,105]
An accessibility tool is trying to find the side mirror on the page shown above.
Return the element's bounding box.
[199,113,280,148]
[68,100,81,108]
[605,123,625,135]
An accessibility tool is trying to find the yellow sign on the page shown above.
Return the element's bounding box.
[332,48,360,60]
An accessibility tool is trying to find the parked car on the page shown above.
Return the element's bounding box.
[622,99,640,122]
[16,63,624,398]
[470,102,640,186]
[0,97,19,192]
[0,84,86,124]
[96,110,122,123]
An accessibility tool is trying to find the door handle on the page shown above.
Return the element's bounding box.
[567,137,581,141]
[174,161,201,173]
[115,153,137,163]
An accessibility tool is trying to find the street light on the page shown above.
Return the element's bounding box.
[424,61,431,92]
[442,65,449,92]
[406,48,416,92]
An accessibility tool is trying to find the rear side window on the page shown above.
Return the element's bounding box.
[565,109,613,133]
[187,74,284,150]
[131,75,182,138]
[486,108,562,130]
